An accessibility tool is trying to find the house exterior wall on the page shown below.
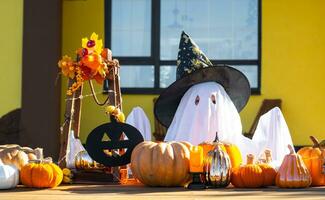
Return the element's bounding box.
[2,0,324,146]
[0,0,23,115]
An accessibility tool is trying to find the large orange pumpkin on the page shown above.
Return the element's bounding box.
[231,154,264,188]
[297,136,325,186]
[199,133,242,168]
[276,145,311,188]
[130,141,192,187]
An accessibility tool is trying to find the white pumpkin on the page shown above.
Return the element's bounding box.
[0,159,19,189]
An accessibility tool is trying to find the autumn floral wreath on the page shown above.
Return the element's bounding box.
[57,33,125,122]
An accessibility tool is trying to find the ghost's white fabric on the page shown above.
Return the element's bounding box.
[125,107,152,177]
[126,107,152,141]
[164,82,255,158]
[252,107,294,167]
[164,82,293,165]
[66,130,86,169]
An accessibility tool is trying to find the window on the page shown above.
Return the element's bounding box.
[105,0,261,94]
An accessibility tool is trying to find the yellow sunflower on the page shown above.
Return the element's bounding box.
[82,32,103,54]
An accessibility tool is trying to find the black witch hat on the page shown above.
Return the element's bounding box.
[154,31,251,127]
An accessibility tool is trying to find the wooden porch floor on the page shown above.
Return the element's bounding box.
[0,185,324,200]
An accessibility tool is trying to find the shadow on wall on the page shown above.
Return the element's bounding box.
[0,109,21,144]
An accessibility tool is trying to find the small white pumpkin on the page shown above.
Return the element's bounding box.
[0,159,19,189]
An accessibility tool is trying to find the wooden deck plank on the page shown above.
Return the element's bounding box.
[0,185,324,200]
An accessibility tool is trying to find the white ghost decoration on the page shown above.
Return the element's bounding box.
[164,82,294,165]
[126,107,152,141]
[252,107,294,167]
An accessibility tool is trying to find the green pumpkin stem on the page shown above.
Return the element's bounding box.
[310,136,320,148]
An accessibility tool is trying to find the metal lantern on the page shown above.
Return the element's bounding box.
[203,145,231,188]
[75,150,102,170]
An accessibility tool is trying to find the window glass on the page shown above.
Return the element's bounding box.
[159,65,258,88]
[120,66,155,87]
[232,65,258,88]
[160,65,176,88]
[112,0,151,56]
[161,0,258,60]
[107,0,260,92]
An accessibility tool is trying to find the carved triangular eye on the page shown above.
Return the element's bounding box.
[211,94,216,104]
[120,132,127,140]
[195,95,200,105]
[102,133,111,141]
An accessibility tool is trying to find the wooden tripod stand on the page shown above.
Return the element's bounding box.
[58,49,123,183]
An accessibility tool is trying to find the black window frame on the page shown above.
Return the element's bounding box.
[104,0,262,95]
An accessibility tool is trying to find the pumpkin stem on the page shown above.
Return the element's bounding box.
[246,154,255,165]
[43,157,53,164]
[264,149,272,163]
[287,145,295,154]
[35,148,44,160]
[214,132,219,143]
[310,136,320,148]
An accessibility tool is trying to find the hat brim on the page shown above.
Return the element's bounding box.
[154,65,251,128]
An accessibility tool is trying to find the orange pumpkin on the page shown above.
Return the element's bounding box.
[224,143,242,168]
[276,145,311,188]
[231,154,264,188]
[231,152,276,188]
[20,161,63,188]
[258,150,277,186]
[298,136,325,186]
[20,149,63,188]
[130,141,192,187]
[199,132,242,168]
[230,166,244,188]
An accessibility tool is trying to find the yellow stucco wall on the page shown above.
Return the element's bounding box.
[0,0,23,116]
[61,0,325,145]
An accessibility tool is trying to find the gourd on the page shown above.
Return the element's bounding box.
[62,168,73,184]
[130,141,192,186]
[276,145,311,188]
[0,144,39,170]
[199,132,242,168]
[20,149,63,188]
[0,159,19,189]
[231,154,264,188]
[297,136,325,186]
